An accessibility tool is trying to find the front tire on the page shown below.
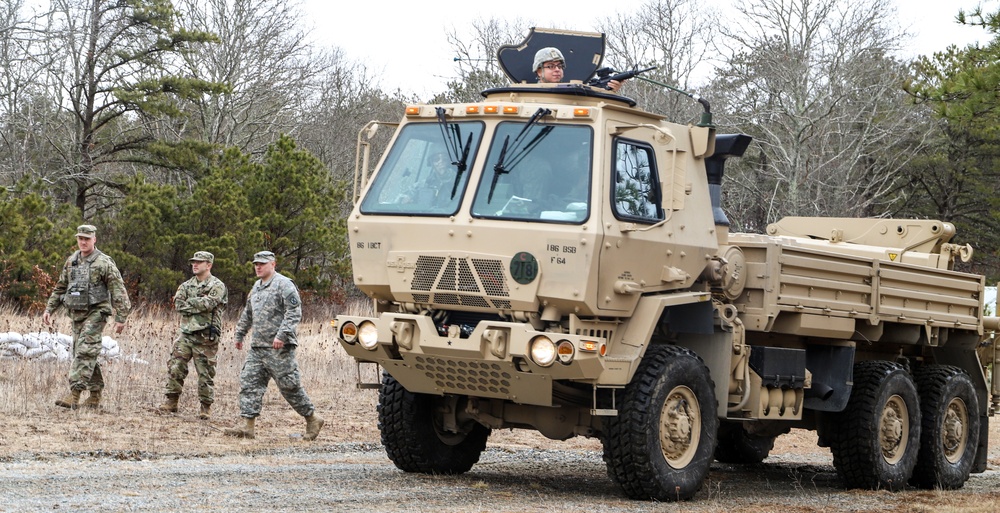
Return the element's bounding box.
[378,372,490,474]
[911,365,980,489]
[602,345,719,501]
[829,360,920,491]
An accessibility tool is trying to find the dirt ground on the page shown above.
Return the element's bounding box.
[1,374,1000,512]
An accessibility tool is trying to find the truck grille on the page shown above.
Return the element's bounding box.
[410,256,510,308]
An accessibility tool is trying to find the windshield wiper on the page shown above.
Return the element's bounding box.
[487,108,552,203]
[436,107,475,200]
[488,135,511,203]
[450,132,472,199]
[436,107,461,159]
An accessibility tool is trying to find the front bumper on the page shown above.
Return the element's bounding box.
[336,313,607,407]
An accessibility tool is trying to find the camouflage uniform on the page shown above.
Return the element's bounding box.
[45,247,131,393]
[233,270,315,418]
[165,274,228,404]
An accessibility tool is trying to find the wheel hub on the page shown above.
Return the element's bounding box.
[879,395,908,464]
[659,386,700,468]
[942,397,968,463]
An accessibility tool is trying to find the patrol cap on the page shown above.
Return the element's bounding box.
[189,251,214,263]
[533,47,565,71]
[75,225,97,238]
[252,251,276,263]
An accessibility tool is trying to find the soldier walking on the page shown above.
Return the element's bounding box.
[158,251,228,419]
[223,251,324,440]
[42,224,131,410]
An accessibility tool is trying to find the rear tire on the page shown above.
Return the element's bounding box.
[602,345,719,501]
[378,372,490,474]
[829,360,920,491]
[911,365,980,489]
[714,422,777,464]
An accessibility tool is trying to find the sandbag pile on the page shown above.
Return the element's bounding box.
[0,331,147,364]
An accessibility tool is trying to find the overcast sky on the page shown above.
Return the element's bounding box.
[301,0,994,99]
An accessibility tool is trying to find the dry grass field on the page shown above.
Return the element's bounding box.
[1,303,999,511]
[0,302,385,455]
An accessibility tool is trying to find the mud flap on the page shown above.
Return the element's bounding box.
[973,414,989,473]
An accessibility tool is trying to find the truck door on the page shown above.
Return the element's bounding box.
[597,124,717,313]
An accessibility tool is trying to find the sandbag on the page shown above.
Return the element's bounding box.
[20,333,41,349]
[24,347,51,359]
[55,334,72,347]
[0,332,23,344]
[101,336,118,350]
[101,345,121,359]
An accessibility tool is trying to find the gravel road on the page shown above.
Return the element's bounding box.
[3,441,999,513]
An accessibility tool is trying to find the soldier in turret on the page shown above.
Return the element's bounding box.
[158,251,228,419]
[43,224,131,410]
[533,47,624,92]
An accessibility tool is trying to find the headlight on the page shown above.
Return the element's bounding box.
[340,321,358,343]
[358,321,379,350]
[529,336,556,367]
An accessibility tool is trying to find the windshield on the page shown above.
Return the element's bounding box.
[360,121,485,215]
[471,122,593,223]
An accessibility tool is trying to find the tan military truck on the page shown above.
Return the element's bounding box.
[334,28,999,500]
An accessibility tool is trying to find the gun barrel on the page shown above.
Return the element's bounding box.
[587,65,657,90]
[611,66,656,82]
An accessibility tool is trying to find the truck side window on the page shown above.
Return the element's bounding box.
[612,139,662,222]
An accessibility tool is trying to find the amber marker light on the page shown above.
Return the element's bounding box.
[466,106,480,114]
[405,106,421,116]
[573,108,591,117]
[502,106,519,114]
[341,321,358,343]
[580,340,600,352]
[556,340,575,364]
[484,106,499,114]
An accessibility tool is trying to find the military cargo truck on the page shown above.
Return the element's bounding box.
[334,28,999,500]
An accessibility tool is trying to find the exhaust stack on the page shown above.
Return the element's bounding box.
[704,133,753,244]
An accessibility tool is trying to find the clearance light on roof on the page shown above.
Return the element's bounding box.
[502,106,519,115]
[466,106,479,114]
[405,106,421,116]
[573,108,591,117]
[484,106,499,114]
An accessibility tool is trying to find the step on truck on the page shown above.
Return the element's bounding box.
[334,28,1000,500]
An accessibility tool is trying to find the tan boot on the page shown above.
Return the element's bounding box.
[55,389,82,409]
[82,390,101,409]
[304,414,325,441]
[198,402,211,420]
[223,418,255,439]
[158,394,179,413]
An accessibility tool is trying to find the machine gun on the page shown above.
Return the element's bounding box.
[587,65,657,90]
